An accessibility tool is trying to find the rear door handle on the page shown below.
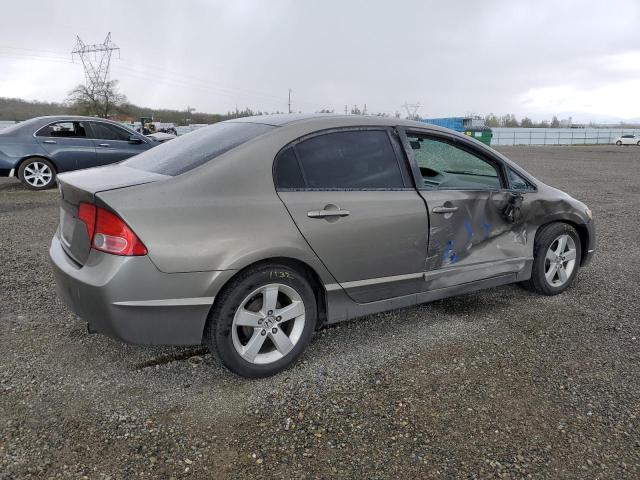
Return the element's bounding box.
[42,140,57,144]
[98,143,110,147]
[307,207,351,219]
[432,205,459,214]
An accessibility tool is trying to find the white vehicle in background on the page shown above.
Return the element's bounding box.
[614,134,640,146]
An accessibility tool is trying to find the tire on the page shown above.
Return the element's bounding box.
[616,141,622,146]
[637,141,640,146]
[204,263,317,378]
[521,222,581,295]
[18,158,56,190]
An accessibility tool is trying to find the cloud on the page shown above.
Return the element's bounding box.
[0,0,639,121]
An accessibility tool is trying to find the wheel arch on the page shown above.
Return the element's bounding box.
[534,219,591,266]
[203,256,329,341]
[16,155,58,178]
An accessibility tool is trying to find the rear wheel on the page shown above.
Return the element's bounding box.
[205,264,317,378]
[18,158,56,190]
[522,222,581,295]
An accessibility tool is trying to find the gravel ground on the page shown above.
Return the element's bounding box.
[1,145,639,479]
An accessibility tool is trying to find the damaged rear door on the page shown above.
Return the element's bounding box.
[399,129,532,290]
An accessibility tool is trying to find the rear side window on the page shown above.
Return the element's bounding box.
[36,121,89,138]
[292,130,404,189]
[123,121,275,176]
[274,147,305,189]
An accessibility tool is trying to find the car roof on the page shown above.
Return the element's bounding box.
[32,115,123,123]
[228,112,450,131]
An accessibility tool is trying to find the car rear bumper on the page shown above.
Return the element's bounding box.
[49,234,235,345]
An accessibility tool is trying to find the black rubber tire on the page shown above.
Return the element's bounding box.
[637,141,640,146]
[616,141,622,146]
[521,222,581,295]
[204,263,317,378]
[18,157,57,190]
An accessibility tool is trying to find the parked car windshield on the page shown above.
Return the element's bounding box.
[122,121,275,176]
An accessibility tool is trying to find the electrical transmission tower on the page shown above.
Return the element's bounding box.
[71,32,120,93]
[402,102,422,120]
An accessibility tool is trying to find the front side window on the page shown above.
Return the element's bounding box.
[407,134,501,190]
[36,121,88,138]
[292,130,404,189]
[508,169,535,191]
[91,122,132,141]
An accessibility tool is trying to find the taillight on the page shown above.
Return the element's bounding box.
[77,202,147,256]
[78,203,96,240]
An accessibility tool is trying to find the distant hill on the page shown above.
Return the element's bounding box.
[0,97,264,125]
[0,97,72,121]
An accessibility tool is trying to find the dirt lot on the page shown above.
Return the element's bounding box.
[1,145,639,479]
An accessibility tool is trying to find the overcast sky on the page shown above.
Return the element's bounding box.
[1,0,639,121]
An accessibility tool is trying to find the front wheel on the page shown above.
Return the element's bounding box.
[18,158,56,190]
[522,222,581,295]
[616,140,622,146]
[205,264,317,378]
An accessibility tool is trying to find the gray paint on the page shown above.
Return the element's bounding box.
[51,114,595,346]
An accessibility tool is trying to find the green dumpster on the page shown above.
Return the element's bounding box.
[464,126,493,146]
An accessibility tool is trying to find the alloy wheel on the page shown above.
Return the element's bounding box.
[232,283,306,365]
[23,162,53,188]
[544,234,577,287]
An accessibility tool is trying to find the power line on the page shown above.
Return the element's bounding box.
[0,43,332,112]
[71,33,120,94]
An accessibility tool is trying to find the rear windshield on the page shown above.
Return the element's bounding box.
[122,121,276,176]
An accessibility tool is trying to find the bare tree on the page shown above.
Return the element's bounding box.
[66,79,127,118]
[520,117,534,128]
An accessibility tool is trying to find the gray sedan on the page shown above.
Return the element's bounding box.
[50,114,596,377]
[0,116,154,190]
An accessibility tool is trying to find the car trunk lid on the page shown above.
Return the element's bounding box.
[56,164,167,265]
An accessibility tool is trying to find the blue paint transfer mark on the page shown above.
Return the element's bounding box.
[482,220,491,237]
[464,220,473,241]
[442,240,457,264]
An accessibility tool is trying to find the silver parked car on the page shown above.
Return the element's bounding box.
[50,114,596,377]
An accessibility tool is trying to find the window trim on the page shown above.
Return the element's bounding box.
[34,120,92,139]
[273,126,413,192]
[398,127,512,192]
[33,120,148,143]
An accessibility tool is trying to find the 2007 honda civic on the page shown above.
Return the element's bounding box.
[50,114,595,377]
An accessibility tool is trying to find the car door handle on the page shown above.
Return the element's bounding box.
[307,207,351,219]
[42,140,57,144]
[432,205,459,214]
[98,143,110,147]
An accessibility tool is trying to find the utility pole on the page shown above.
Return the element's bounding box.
[185,105,195,124]
[344,105,348,115]
[288,88,292,114]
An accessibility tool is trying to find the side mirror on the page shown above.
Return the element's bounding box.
[503,193,524,223]
[129,136,143,144]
